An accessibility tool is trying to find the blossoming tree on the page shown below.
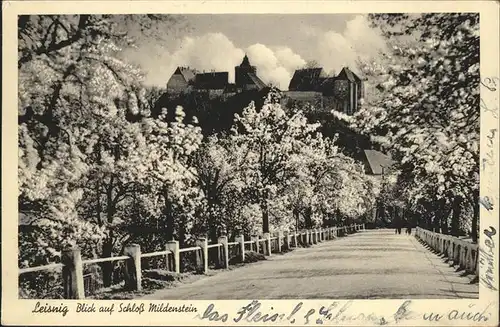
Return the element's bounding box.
[341,13,480,241]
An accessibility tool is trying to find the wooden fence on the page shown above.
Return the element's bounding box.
[415,227,479,276]
[19,223,365,299]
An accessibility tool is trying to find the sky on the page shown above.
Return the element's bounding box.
[124,14,387,90]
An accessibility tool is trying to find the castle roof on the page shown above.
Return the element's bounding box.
[338,67,361,83]
[240,54,252,67]
[194,71,228,89]
[288,68,328,91]
[247,72,267,90]
[174,67,197,82]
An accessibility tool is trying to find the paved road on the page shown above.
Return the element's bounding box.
[142,229,479,300]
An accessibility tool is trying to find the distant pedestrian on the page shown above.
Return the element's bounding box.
[406,227,412,235]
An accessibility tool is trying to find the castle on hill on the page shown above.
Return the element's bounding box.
[285,66,364,115]
[166,55,364,115]
[166,55,267,96]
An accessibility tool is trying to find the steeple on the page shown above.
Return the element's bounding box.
[235,54,258,89]
[240,54,251,67]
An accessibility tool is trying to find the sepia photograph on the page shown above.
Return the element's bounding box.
[16,11,483,301]
[3,1,499,325]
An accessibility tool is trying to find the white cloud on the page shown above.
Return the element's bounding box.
[125,33,244,86]
[315,15,386,75]
[127,34,306,89]
[274,47,307,74]
[127,15,385,89]
[246,44,306,89]
[173,33,245,82]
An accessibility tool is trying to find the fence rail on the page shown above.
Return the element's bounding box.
[415,227,479,276]
[19,223,365,299]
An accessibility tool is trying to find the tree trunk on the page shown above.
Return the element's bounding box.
[379,203,386,226]
[208,204,218,244]
[426,214,432,230]
[433,199,445,233]
[450,196,462,236]
[304,207,313,229]
[209,223,218,245]
[261,201,270,233]
[293,207,300,231]
[164,199,174,241]
[178,220,186,247]
[101,236,114,287]
[440,206,451,235]
[433,212,440,233]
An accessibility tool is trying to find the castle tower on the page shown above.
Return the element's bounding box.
[235,54,257,89]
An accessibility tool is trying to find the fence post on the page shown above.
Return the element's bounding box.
[285,231,291,250]
[293,231,298,247]
[251,235,259,253]
[62,246,85,299]
[236,235,245,263]
[264,233,272,256]
[281,230,287,251]
[199,238,209,274]
[465,247,472,272]
[124,244,142,291]
[195,238,208,274]
[166,240,180,274]
[218,236,229,269]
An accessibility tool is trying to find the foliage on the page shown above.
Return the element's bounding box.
[228,90,375,232]
[19,15,381,298]
[18,14,196,272]
[343,13,480,239]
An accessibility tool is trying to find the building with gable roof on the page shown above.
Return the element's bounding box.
[288,67,328,91]
[166,67,197,93]
[283,66,365,115]
[166,55,267,95]
[362,149,393,176]
[194,71,229,90]
[235,54,266,91]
